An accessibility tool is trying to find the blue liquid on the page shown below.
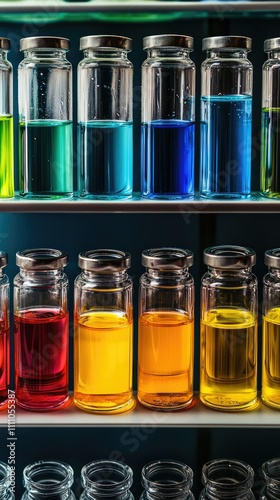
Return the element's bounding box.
[200,95,252,199]
[78,121,133,199]
[141,120,195,199]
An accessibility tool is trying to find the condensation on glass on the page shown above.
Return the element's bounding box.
[140,460,194,500]
[80,460,134,500]
[21,460,76,499]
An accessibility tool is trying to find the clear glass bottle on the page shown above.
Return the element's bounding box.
[138,247,194,410]
[0,38,13,198]
[200,36,253,199]
[0,252,9,410]
[0,462,14,499]
[21,460,76,499]
[18,36,73,199]
[14,248,70,411]
[200,245,258,411]
[141,34,195,200]
[261,248,280,409]
[259,458,280,499]
[140,460,194,500]
[261,38,280,198]
[77,35,133,199]
[80,460,134,500]
[199,459,255,499]
[74,249,134,414]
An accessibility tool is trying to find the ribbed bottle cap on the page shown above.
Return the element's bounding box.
[80,35,132,51]
[0,38,10,50]
[264,38,280,52]
[264,248,280,269]
[20,36,69,51]
[143,34,193,51]
[78,249,131,272]
[202,36,252,52]
[16,248,68,270]
[141,247,194,270]
[0,251,7,269]
[203,245,256,269]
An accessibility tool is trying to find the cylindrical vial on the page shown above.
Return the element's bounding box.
[261,249,280,409]
[21,460,76,499]
[138,247,194,410]
[18,36,73,199]
[261,38,280,198]
[0,462,14,499]
[140,460,194,500]
[199,459,255,500]
[0,38,13,198]
[200,245,258,411]
[259,458,280,499]
[77,35,133,199]
[141,34,195,199]
[74,249,134,413]
[0,252,9,410]
[80,460,134,500]
[200,36,252,199]
[14,248,69,411]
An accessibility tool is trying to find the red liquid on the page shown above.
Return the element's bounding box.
[0,319,9,409]
[14,307,69,411]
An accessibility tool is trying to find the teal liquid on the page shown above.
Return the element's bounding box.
[19,120,73,199]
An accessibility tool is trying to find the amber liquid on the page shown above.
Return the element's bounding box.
[262,307,280,409]
[74,310,134,413]
[200,307,258,411]
[138,310,194,410]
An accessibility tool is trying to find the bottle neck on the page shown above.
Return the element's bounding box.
[23,49,67,60]
[83,48,129,60]
[207,266,252,279]
[268,267,280,279]
[81,270,128,283]
[146,268,189,279]
[19,268,64,280]
[146,48,191,59]
[206,49,248,59]
[267,50,280,59]
[0,50,8,62]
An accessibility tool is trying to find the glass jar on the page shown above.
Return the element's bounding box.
[74,249,134,414]
[77,35,133,200]
[80,460,133,500]
[21,460,75,499]
[140,460,194,500]
[138,247,194,410]
[261,248,280,409]
[200,245,258,411]
[141,34,195,200]
[0,38,13,198]
[0,462,14,499]
[13,248,70,411]
[261,38,280,198]
[18,36,73,199]
[200,36,253,199]
[259,458,280,499]
[0,251,9,410]
[199,459,255,499]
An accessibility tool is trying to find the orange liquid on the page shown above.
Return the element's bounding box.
[138,310,194,410]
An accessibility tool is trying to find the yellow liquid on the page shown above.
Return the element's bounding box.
[262,307,280,409]
[138,311,194,410]
[200,307,258,411]
[74,310,134,413]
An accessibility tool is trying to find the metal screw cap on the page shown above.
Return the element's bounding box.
[16,248,68,270]
[203,245,256,269]
[141,247,194,270]
[80,35,132,51]
[78,249,131,272]
[20,36,69,51]
[143,34,193,51]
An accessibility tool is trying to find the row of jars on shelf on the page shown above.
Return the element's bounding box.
[1,457,280,499]
[0,33,279,200]
[0,244,280,413]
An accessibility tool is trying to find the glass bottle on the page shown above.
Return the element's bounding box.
[0,462,14,499]
[141,34,195,199]
[0,38,13,198]
[80,460,133,500]
[140,460,194,500]
[200,36,253,199]
[200,245,258,411]
[261,248,280,409]
[74,249,134,413]
[199,459,255,499]
[261,38,280,198]
[18,36,73,199]
[77,35,133,199]
[259,458,280,499]
[21,460,76,499]
[138,247,194,410]
[14,248,70,411]
[0,252,9,410]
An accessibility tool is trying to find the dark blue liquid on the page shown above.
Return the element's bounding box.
[200,95,252,199]
[141,120,195,199]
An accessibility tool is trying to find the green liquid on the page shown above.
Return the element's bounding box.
[0,116,14,198]
[19,120,73,199]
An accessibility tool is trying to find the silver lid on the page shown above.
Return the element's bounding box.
[0,38,10,50]
[0,251,7,269]
[20,36,69,52]
[203,245,256,269]
[78,249,131,272]
[202,36,252,52]
[16,248,68,270]
[141,247,194,270]
[80,35,132,51]
[264,248,280,269]
[143,34,193,51]
[264,38,280,52]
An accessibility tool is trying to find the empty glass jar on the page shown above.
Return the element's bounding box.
[80,460,133,500]
[0,462,14,499]
[21,460,75,499]
[140,460,194,500]
[199,459,255,499]
[259,458,280,499]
